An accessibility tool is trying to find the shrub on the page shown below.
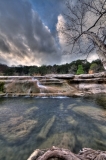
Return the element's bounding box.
[76,65,84,75]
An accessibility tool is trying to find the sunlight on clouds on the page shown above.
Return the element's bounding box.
[87,52,99,62]
[56,14,66,48]
[0,0,61,66]
[0,0,101,66]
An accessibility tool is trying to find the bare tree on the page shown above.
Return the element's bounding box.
[59,0,106,69]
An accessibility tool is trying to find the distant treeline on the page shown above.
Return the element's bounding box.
[0,59,105,76]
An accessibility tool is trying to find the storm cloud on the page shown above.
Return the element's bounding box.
[0,0,62,66]
[0,38,10,53]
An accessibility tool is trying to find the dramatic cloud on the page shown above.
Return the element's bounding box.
[29,0,65,32]
[0,0,99,66]
[0,0,61,66]
[0,38,10,53]
[56,14,84,63]
[56,14,66,48]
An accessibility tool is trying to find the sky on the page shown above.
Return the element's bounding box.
[0,0,98,66]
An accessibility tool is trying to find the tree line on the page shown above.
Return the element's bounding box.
[0,59,104,76]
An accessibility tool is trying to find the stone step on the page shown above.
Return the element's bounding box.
[39,78,64,86]
[39,78,61,82]
[40,82,63,86]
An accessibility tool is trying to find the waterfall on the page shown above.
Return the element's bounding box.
[32,78,46,93]
[4,93,8,97]
[26,88,31,97]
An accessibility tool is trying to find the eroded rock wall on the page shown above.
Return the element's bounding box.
[68,72,106,94]
[0,72,106,96]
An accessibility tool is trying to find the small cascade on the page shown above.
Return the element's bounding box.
[26,88,31,97]
[4,93,8,97]
[28,88,31,94]
[37,81,47,93]
[32,78,47,94]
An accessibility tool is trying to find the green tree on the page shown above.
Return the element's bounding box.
[4,67,15,75]
[90,59,105,72]
[90,63,98,73]
[29,66,39,75]
[76,65,84,75]
[83,61,90,74]
[39,65,48,76]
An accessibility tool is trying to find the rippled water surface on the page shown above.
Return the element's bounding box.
[0,95,106,160]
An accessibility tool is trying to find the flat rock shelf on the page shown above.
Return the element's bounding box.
[0,72,106,97]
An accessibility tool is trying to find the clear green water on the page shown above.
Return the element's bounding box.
[0,95,106,160]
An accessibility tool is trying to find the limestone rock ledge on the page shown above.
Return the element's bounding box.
[0,72,106,97]
[27,146,106,160]
[69,72,106,95]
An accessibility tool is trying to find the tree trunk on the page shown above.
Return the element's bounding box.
[84,31,106,69]
[97,49,106,70]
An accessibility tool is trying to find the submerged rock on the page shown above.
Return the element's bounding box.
[72,105,106,122]
[37,116,56,140]
[0,117,37,142]
[66,116,78,127]
[95,95,106,109]
[39,132,75,151]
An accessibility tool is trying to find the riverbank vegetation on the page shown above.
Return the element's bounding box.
[0,59,104,76]
[0,82,4,93]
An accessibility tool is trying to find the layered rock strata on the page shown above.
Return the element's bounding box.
[0,72,106,97]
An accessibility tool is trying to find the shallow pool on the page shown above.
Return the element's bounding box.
[0,95,106,160]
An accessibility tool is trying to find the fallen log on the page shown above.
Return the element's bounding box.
[27,146,106,160]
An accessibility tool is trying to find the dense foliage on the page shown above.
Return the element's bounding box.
[0,59,105,76]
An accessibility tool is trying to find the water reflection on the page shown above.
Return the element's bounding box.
[0,96,106,160]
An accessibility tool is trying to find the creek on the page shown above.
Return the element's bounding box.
[0,95,106,160]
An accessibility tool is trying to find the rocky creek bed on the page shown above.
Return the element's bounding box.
[0,73,106,160]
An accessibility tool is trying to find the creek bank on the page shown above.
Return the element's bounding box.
[0,72,106,97]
